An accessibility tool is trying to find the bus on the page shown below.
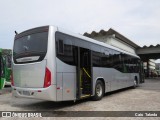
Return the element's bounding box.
[12,26,140,101]
[0,49,11,89]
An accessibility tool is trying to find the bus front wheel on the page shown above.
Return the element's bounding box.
[93,80,104,101]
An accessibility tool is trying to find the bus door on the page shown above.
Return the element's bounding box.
[77,47,92,99]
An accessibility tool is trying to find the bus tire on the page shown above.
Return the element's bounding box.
[93,80,104,101]
[133,79,138,88]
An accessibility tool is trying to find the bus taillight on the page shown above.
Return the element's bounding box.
[11,71,14,86]
[43,67,51,88]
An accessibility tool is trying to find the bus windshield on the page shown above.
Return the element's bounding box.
[13,32,48,63]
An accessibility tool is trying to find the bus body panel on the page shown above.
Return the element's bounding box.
[56,72,63,101]
[46,26,57,85]
[12,26,58,101]
[114,70,129,89]
[56,58,76,101]
[12,85,57,101]
[93,67,112,93]
[62,73,75,100]
[92,67,138,96]
[12,60,46,88]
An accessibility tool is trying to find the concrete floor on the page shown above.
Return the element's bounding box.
[0,78,160,119]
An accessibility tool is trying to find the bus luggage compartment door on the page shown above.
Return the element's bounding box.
[62,73,75,101]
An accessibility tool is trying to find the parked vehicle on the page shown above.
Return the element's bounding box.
[0,49,11,89]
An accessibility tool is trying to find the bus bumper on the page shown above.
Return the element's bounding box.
[11,85,57,101]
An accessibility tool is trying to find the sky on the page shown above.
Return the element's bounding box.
[0,0,160,50]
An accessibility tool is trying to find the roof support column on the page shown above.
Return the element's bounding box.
[147,60,149,78]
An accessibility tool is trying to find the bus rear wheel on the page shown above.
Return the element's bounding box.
[93,80,104,101]
[133,79,138,88]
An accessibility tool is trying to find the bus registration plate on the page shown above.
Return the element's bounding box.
[22,91,30,96]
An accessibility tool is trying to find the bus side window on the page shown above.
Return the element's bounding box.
[58,39,64,54]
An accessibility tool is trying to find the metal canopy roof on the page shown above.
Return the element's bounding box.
[137,45,160,60]
[84,28,160,60]
[83,28,139,48]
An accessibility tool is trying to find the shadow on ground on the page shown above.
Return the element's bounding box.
[8,78,160,111]
[11,87,134,111]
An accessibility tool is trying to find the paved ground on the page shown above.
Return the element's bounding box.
[0,78,160,120]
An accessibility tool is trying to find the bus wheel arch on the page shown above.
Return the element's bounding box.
[92,78,105,101]
[133,76,138,88]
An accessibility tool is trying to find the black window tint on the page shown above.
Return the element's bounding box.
[92,51,102,67]
[112,50,123,72]
[101,49,113,67]
[123,54,131,73]
[13,32,48,64]
[58,40,64,54]
[121,54,128,73]
[55,32,140,72]
[121,54,140,73]
[56,34,74,65]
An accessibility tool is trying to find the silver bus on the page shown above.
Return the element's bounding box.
[12,26,140,101]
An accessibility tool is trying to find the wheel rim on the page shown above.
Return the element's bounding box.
[96,84,102,97]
